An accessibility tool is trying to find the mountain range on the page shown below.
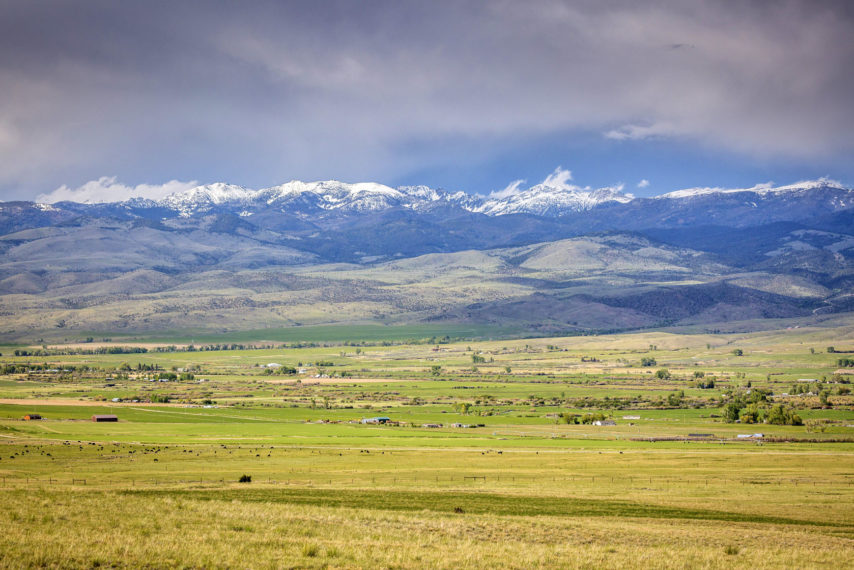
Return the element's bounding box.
[0,177,852,341]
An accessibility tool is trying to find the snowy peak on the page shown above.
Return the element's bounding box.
[659,178,848,200]
[259,180,406,212]
[157,180,409,216]
[155,177,636,218]
[148,178,489,217]
[162,183,255,215]
[95,175,852,219]
[477,182,633,216]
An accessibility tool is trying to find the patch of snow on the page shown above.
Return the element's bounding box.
[476,183,632,216]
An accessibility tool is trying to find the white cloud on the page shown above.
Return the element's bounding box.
[604,123,677,141]
[490,178,526,198]
[541,167,574,189]
[637,179,650,188]
[37,176,198,204]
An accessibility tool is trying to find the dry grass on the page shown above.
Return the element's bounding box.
[0,489,851,569]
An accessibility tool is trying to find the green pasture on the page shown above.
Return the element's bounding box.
[72,323,526,345]
[0,324,853,568]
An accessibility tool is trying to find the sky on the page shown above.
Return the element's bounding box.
[1,0,853,202]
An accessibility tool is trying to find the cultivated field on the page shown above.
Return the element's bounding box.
[1,324,853,568]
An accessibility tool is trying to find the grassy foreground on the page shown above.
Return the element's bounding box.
[2,485,851,569]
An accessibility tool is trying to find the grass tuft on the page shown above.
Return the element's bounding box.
[302,543,319,557]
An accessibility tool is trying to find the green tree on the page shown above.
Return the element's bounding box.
[739,403,761,424]
[766,405,802,426]
[723,402,742,423]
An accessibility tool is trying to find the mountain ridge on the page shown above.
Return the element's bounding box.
[24,177,851,220]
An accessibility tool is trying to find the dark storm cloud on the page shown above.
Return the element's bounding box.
[0,0,852,199]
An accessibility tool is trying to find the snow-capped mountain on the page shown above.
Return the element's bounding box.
[22,176,852,230]
[128,178,636,218]
[151,176,850,219]
[658,178,849,200]
[476,183,632,216]
[161,183,256,214]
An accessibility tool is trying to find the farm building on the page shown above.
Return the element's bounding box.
[91,414,118,422]
[361,416,391,424]
[23,414,42,420]
[593,419,616,426]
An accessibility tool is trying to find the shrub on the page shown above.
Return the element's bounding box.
[302,544,319,557]
[238,474,252,483]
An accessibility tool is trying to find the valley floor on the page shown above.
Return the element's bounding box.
[0,324,853,568]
